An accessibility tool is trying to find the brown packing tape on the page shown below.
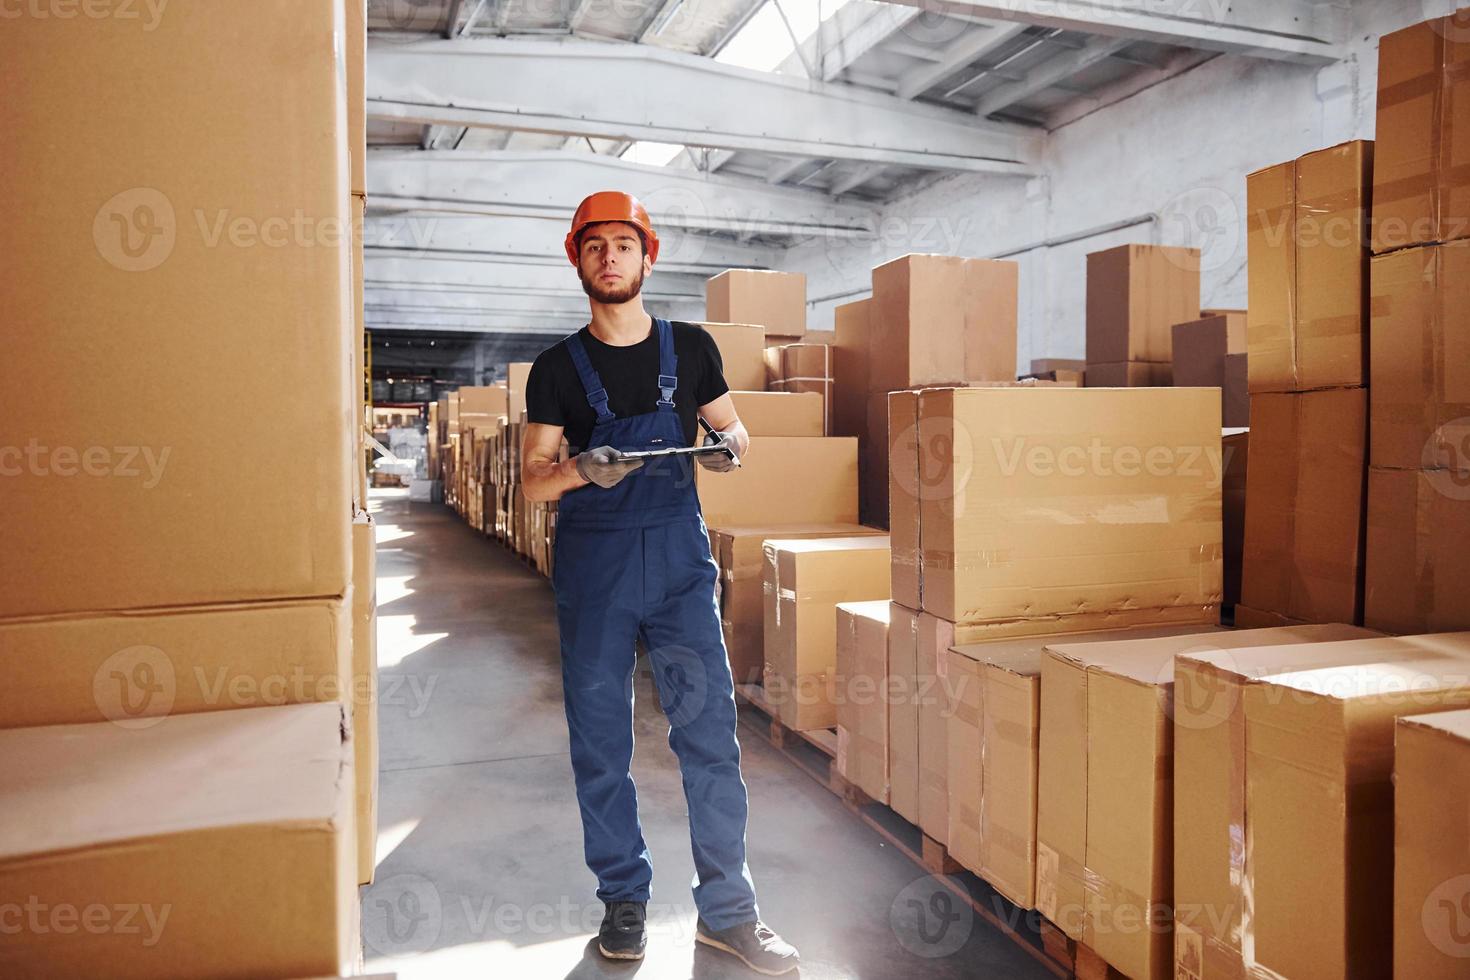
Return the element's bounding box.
[1036,842,1087,935]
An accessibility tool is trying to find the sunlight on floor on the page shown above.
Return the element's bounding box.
[377,614,449,668]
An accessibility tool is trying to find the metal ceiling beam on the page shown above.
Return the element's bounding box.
[895,21,1028,100]
[817,4,920,80]
[366,255,708,298]
[765,156,812,184]
[363,213,783,276]
[829,163,888,197]
[367,38,1041,175]
[364,149,880,238]
[973,35,1130,117]
[873,0,1346,64]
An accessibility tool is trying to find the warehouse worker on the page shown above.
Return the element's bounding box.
[521,191,799,976]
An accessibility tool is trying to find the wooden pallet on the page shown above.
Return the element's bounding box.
[733,684,1070,979]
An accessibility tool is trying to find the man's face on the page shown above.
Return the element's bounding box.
[576,221,650,305]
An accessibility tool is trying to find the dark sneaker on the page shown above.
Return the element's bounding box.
[597,901,647,961]
[695,919,800,976]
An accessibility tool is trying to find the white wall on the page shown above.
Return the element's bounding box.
[783,0,1448,372]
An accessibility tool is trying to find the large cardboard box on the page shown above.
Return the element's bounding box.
[0,595,352,730]
[1174,628,1402,980]
[1222,352,1248,427]
[3,2,353,618]
[506,362,532,420]
[1395,708,1470,979]
[1222,428,1249,612]
[1039,626,1367,980]
[870,254,1018,391]
[1373,12,1470,255]
[862,390,895,529]
[1171,314,1245,388]
[712,523,882,685]
[834,600,891,803]
[459,384,508,418]
[946,645,984,874]
[888,390,923,609]
[1246,142,1374,392]
[1240,388,1366,625]
[1243,634,1470,980]
[1086,244,1201,366]
[780,343,831,380]
[706,271,805,338]
[1365,465,1470,634]
[0,702,357,979]
[351,511,378,885]
[1368,240,1470,472]
[917,387,1223,625]
[697,436,858,528]
[887,603,922,823]
[832,300,871,440]
[1084,360,1173,388]
[698,322,767,393]
[916,613,957,844]
[762,537,890,730]
[346,0,365,197]
[728,390,824,437]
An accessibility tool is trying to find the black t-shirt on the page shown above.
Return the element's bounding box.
[525,319,729,455]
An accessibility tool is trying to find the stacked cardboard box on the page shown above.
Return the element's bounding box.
[762,537,891,730]
[3,9,370,975]
[1024,357,1086,386]
[834,600,892,801]
[728,391,824,436]
[701,322,769,392]
[1365,16,1470,634]
[1221,428,1249,617]
[1395,707,1470,979]
[1086,245,1202,386]
[1172,313,1248,427]
[773,343,832,433]
[706,270,807,341]
[1242,141,1374,627]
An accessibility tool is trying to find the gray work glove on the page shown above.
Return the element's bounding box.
[575,446,644,488]
[697,430,740,472]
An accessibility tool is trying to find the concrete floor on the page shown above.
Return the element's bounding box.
[361,489,1057,980]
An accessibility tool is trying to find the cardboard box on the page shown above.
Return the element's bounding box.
[834,600,891,803]
[0,595,352,730]
[1174,628,1402,980]
[1246,142,1374,392]
[1031,358,1087,375]
[1366,465,1470,634]
[779,343,831,380]
[1240,388,1366,624]
[916,613,957,844]
[946,644,984,874]
[0,702,357,978]
[870,254,1018,391]
[705,270,805,338]
[862,390,894,529]
[697,436,858,528]
[762,345,784,388]
[762,536,890,730]
[696,322,766,393]
[1395,708,1470,979]
[3,2,353,618]
[887,603,922,823]
[1084,361,1173,387]
[1222,428,1249,612]
[728,390,824,437]
[506,362,532,420]
[1243,634,1470,980]
[459,384,508,418]
[351,511,377,885]
[1222,352,1248,426]
[832,300,871,440]
[888,391,922,610]
[346,0,365,197]
[1368,240,1470,472]
[917,387,1223,625]
[1373,12,1470,255]
[1086,244,1202,365]
[1172,314,1246,399]
[1040,625,1366,979]
[713,523,882,685]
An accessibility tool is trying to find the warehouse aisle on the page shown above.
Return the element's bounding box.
[361,489,1055,980]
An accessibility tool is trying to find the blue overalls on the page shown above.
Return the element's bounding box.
[552,317,759,930]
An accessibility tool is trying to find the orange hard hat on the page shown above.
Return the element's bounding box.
[564,191,660,266]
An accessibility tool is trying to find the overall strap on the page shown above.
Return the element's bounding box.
[563,331,615,425]
[654,317,678,411]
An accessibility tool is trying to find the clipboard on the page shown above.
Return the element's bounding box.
[617,443,733,462]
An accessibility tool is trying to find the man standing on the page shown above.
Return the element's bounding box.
[521,192,799,976]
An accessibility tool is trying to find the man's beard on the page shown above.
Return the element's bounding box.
[579,265,645,305]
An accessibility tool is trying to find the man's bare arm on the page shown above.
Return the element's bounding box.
[698,392,750,458]
[521,422,587,502]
